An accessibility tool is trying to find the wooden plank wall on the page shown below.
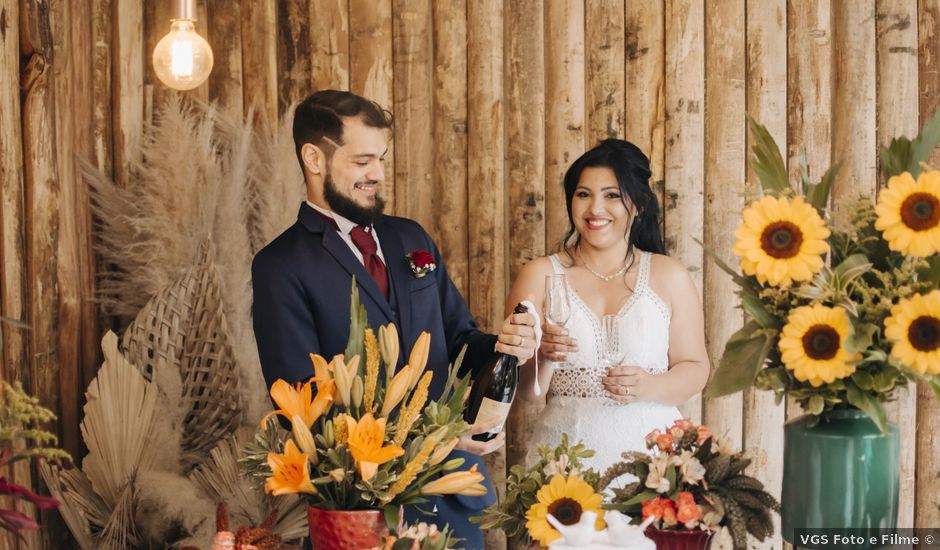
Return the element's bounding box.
[2,1,940,548]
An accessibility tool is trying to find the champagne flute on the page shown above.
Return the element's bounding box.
[602,314,626,405]
[540,275,572,395]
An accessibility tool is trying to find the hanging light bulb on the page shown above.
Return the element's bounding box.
[152,0,214,91]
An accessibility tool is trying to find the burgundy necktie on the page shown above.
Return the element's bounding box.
[350,225,389,301]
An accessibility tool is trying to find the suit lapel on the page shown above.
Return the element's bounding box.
[375,219,413,347]
[299,204,397,322]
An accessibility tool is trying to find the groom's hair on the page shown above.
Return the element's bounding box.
[292,90,393,170]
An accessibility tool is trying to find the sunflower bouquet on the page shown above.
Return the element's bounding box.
[241,282,484,529]
[703,113,940,433]
[474,435,603,548]
[602,419,779,550]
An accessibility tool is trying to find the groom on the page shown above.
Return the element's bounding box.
[251,90,536,548]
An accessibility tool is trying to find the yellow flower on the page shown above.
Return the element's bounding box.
[346,413,404,481]
[380,365,414,418]
[408,332,431,389]
[420,464,485,495]
[733,195,830,286]
[310,353,334,391]
[428,437,460,467]
[331,354,361,407]
[884,290,940,375]
[363,328,381,412]
[291,414,318,462]
[525,474,605,547]
[778,305,859,387]
[384,436,438,502]
[393,371,433,446]
[875,171,940,257]
[379,323,400,378]
[261,378,334,429]
[264,439,317,496]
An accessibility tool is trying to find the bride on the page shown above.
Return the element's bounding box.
[505,139,710,473]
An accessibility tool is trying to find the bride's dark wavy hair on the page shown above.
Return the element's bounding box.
[560,139,666,259]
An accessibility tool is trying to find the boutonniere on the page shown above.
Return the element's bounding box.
[406,249,437,278]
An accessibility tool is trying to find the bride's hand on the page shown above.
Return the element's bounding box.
[539,322,578,362]
[601,365,652,403]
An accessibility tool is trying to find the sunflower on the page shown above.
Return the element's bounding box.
[733,195,830,286]
[884,290,940,375]
[778,305,859,387]
[875,171,940,257]
[525,474,605,547]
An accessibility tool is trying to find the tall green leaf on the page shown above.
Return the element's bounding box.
[845,381,888,435]
[804,162,840,212]
[694,237,760,294]
[880,138,913,179]
[748,117,790,195]
[704,322,776,398]
[741,292,781,329]
[345,278,367,360]
[909,108,940,177]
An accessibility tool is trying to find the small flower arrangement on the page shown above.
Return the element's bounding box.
[703,114,940,433]
[474,435,602,548]
[0,380,71,540]
[406,250,437,278]
[369,522,458,550]
[241,282,483,529]
[602,419,779,550]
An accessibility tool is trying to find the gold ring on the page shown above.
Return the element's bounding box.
[625,386,631,396]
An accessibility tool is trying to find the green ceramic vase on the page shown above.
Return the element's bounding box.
[782,408,899,548]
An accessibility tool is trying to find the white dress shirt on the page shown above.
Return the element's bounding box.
[308,201,387,265]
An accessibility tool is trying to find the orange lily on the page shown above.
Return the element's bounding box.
[261,378,335,429]
[380,365,414,417]
[345,413,404,481]
[420,464,486,496]
[407,332,431,389]
[309,353,334,391]
[378,323,400,377]
[264,439,317,496]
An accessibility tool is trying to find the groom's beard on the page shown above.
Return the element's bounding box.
[324,173,386,227]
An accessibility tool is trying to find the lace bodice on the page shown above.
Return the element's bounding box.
[547,251,671,399]
[526,251,681,473]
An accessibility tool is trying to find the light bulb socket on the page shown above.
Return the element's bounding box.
[174,0,196,21]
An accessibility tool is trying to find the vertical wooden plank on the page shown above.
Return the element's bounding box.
[392,0,433,228]
[20,1,62,546]
[310,0,349,91]
[664,0,705,423]
[505,0,545,502]
[241,0,278,124]
[917,0,940,530]
[431,0,468,296]
[877,0,919,529]
[113,0,144,188]
[586,0,625,142]
[625,0,666,224]
[786,0,832,422]
[207,0,243,115]
[350,0,395,214]
[277,0,311,115]
[544,1,585,251]
[191,0,209,102]
[144,0,174,116]
[1,0,30,546]
[744,1,788,547]
[92,0,113,175]
[703,0,745,454]
[831,0,877,227]
[467,1,505,548]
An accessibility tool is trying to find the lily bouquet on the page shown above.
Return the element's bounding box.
[602,419,778,550]
[704,113,940,433]
[241,282,485,526]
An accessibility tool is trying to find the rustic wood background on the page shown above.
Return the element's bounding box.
[1,0,939,548]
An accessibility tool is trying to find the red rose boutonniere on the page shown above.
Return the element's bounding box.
[406,249,437,278]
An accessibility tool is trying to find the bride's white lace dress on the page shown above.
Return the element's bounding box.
[527,251,681,472]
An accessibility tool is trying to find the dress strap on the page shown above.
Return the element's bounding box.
[636,250,651,290]
[548,254,566,274]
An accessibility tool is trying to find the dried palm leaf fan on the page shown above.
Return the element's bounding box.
[122,239,242,464]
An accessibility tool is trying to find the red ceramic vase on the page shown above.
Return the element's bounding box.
[643,526,714,550]
[307,506,402,550]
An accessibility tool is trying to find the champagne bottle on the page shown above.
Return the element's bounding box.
[464,303,528,442]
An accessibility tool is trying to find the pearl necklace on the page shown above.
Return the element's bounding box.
[577,248,631,282]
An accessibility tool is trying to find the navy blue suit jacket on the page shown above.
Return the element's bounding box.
[251,203,498,548]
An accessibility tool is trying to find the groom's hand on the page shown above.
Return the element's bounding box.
[454,417,506,455]
[495,311,537,363]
